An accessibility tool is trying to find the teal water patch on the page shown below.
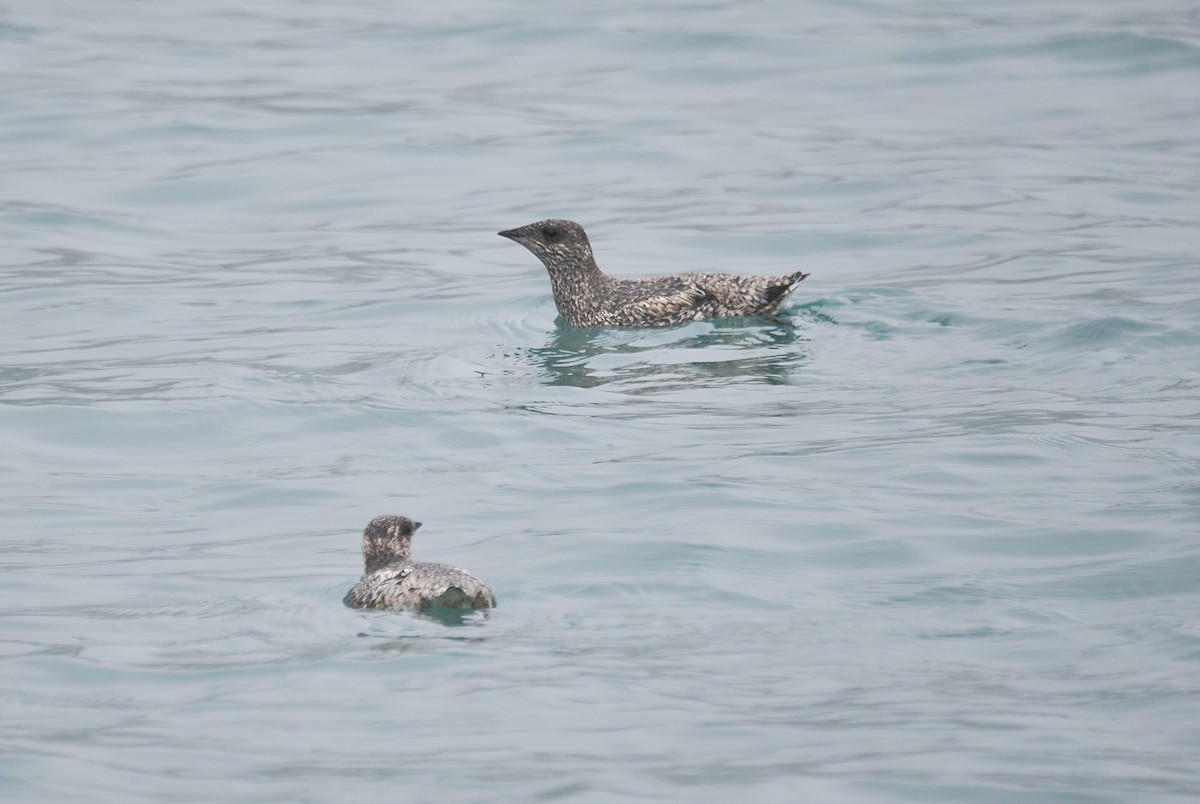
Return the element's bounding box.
[0,21,39,39]
[1048,316,1159,349]
[901,30,1200,76]
[1037,32,1200,73]
[0,207,155,236]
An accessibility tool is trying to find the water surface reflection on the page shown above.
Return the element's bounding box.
[528,317,812,390]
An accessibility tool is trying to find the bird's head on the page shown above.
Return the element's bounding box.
[360,514,421,570]
[498,219,595,274]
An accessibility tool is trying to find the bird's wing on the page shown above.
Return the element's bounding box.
[623,285,716,320]
[374,565,415,587]
[345,565,418,609]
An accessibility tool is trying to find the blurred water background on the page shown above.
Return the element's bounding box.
[2,1,1199,801]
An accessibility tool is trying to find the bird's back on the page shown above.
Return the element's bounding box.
[345,560,496,611]
[570,269,808,327]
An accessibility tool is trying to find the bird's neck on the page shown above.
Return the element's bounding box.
[547,251,607,298]
[363,542,411,573]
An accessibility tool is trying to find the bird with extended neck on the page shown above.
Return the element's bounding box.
[498,218,809,328]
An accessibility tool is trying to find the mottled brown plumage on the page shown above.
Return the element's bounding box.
[498,219,809,328]
[344,515,496,612]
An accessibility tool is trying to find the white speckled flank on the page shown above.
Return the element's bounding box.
[498,219,809,328]
[344,515,495,612]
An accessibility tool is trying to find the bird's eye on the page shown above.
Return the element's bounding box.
[542,226,561,241]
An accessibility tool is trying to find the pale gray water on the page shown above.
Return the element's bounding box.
[2,1,1199,802]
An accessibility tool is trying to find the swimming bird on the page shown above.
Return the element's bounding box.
[344,515,496,612]
[498,219,809,328]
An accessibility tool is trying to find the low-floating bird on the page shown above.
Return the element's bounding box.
[344,515,495,612]
[498,218,809,327]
